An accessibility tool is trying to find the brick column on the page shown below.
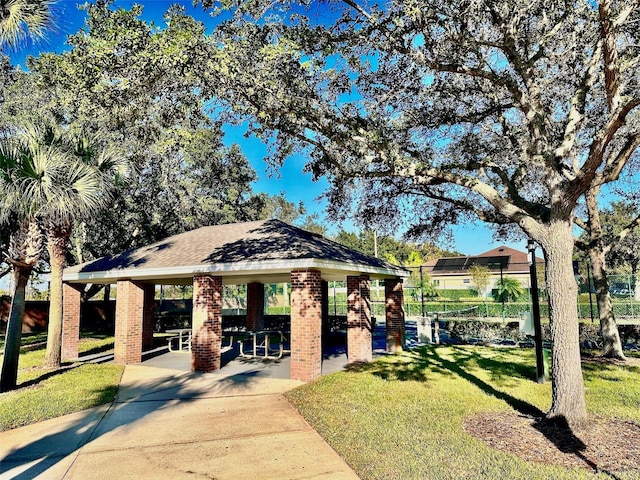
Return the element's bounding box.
[115,280,145,364]
[385,278,405,353]
[321,280,329,350]
[290,270,322,382]
[62,283,83,361]
[142,284,156,351]
[246,282,265,332]
[191,275,223,372]
[347,275,372,362]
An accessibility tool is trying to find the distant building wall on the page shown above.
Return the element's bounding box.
[430,272,532,293]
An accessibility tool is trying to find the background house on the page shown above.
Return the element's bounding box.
[423,246,540,296]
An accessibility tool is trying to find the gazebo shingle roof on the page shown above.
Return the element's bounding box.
[63,219,408,284]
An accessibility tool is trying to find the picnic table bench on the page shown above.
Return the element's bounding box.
[166,329,234,353]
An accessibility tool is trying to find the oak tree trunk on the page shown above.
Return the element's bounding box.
[584,188,625,359]
[540,220,588,429]
[0,267,32,392]
[588,247,625,359]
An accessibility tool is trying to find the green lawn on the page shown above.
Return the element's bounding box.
[0,335,123,432]
[286,346,640,480]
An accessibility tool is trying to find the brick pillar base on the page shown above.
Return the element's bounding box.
[246,282,265,332]
[142,284,156,350]
[115,280,145,364]
[347,275,372,362]
[191,275,222,372]
[62,283,83,361]
[290,270,322,382]
[385,278,405,353]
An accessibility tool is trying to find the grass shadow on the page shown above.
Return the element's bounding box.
[347,345,543,417]
[427,347,544,417]
[446,345,538,383]
[79,342,115,358]
[17,363,82,389]
[345,350,446,382]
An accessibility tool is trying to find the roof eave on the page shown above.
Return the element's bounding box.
[63,258,410,284]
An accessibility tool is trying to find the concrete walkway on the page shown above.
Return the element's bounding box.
[0,364,361,480]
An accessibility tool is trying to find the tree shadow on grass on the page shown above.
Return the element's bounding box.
[581,359,640,377]
[17,364,82,389]
[350,345,623,474]
[427,346,544,418]
[348,346,542,416]
[446,346,539,383]
[346,350,448,382]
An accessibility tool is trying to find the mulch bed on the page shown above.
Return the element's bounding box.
[464,412,640,473]
[464,356,640,474]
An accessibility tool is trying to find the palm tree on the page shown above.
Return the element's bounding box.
[0,122,123,389]
[0,0,54,50]
[0,221,43,391]
[0,132,46,391]
[494,277,524,303]
[41,128,125,369]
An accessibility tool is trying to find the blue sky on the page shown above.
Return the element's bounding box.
[7,0,524,256]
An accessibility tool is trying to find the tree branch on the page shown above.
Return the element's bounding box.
[553,39,602,167]
[581,98,640,184]
[601,132,640,183]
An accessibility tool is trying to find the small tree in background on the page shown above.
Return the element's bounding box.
[494,277,524,303]
[469,265,491,299]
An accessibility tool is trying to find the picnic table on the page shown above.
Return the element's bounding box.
[238,330,288,360]
[166,328,192,352]
[166,328,234,353]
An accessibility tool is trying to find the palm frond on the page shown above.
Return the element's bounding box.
[0,120,125,231]
[0,0,55,50]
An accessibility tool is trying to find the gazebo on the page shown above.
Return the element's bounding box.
[61,219,409,382]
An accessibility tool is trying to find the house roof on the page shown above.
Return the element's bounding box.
[63,219,409,285]
[424,245,539,276]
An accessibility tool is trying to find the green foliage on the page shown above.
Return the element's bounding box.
[602,202,640,276]
[258,193,305,224]
[333,229,457,266]
[468,265,491,297]
[447,320,533,342]
[418,301,539,319]
[494,277,525,302]
[4,3,306,264]
[435,289,477,300]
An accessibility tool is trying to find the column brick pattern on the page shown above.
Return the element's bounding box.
[347,275,372,362]
[290,270,322,382]
[321,280,329,345]
[115,280,145,364]
[246,282,265,332]
[191,275,223,372]
[62,283,83,361]
[142,284,156,351]
[385,278,405,353]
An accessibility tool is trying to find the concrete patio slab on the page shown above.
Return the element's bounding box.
[0,364,360,480]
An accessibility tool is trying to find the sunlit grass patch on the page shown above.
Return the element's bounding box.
[286,345,640,480]
[0,335,122,431]
[0,363,123,431]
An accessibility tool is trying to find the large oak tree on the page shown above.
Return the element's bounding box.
[205,0,640,428]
